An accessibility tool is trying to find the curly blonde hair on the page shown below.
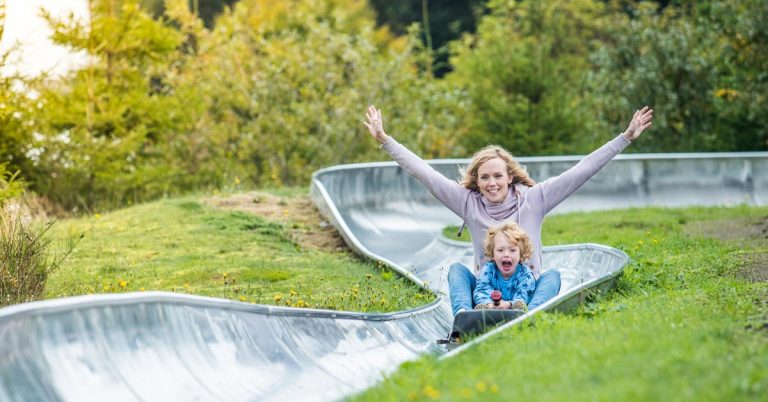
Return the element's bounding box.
[483,222,533,261]
[459,145,535,191]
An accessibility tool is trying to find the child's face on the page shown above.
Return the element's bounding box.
[493,234,521,279]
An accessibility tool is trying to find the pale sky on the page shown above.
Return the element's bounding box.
[1,0,89,77]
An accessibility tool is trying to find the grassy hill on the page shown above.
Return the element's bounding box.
[47,189,433,312]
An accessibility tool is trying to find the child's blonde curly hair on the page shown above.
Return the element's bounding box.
[459,145,536,191]
[483,222,533,261]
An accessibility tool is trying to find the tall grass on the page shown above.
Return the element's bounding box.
[0,203,78,306]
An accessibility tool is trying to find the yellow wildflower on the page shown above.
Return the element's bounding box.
[422,385,440,399]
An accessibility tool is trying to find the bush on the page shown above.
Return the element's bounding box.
[0,202,79,307]
[0,163,24,204]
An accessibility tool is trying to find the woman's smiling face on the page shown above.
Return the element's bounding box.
[477,157,512,203]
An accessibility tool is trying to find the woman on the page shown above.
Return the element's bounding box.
[363,105,653,315]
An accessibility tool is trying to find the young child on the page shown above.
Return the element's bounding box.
[473,222,536,311]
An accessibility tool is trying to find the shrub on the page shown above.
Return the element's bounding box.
[0,163,24,204]
[0,201,79,307]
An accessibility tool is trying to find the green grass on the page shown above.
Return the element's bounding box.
[47,196,433,311]
[350,205,768,401]
[442,225,472,242]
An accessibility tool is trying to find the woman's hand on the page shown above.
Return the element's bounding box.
[621,106,654,141]
[363,105,389,144]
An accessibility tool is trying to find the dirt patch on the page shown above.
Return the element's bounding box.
[203,192,347,252]
[684,216,768,245]
[684,216,768,282]
[737,252,768,283]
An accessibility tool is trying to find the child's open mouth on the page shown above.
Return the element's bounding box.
[501,261,513,268]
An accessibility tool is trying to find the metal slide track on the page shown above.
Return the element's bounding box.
[0,152,765,401]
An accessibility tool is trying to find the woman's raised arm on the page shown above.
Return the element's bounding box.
[361,105,471,219]
[532,106,654,214]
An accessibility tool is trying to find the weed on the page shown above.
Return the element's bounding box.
[0,203,80,306]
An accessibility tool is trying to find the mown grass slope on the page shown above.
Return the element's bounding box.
[47,193,433,312]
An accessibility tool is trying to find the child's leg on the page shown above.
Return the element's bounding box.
[448,262,476,316]
[528,269,561,309]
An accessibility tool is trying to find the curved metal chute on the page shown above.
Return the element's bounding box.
[0,152,765,401]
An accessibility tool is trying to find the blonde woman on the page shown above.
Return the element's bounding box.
[364,105,653,315]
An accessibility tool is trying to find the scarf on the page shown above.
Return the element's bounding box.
[480,187,520,221]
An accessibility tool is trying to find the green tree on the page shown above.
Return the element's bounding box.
[0,52,34,178]
[590,0,767,152]
[30,0,187,210]
[448,0,609,156]
[369,0,487,77]
[590,2,722,152]
[140,0,239,28]
[177,0,461,187]
[706,0,768,150]
[0,0,37,187]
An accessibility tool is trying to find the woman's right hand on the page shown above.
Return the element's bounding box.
[363,105,389,144]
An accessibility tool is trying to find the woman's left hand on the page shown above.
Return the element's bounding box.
[363,105,389,144]
[622,106,654,141]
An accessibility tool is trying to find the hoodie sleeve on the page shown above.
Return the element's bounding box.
[473,264,496,306]
[530,134,631,215]
[382,137,471,218]
[511,266,536,304]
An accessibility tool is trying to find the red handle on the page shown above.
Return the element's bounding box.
[491,290,502,306]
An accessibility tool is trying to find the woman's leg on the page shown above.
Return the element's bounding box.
[528,269,561,310]
[448,262,476,316]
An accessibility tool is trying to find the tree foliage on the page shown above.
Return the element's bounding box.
[369,0,486,77]
[0,0,764,212]
[448,0,609,155]
[167,0,459,187]
[29,0,188,210]
[590,0,768,152]
[0,54,33,177]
